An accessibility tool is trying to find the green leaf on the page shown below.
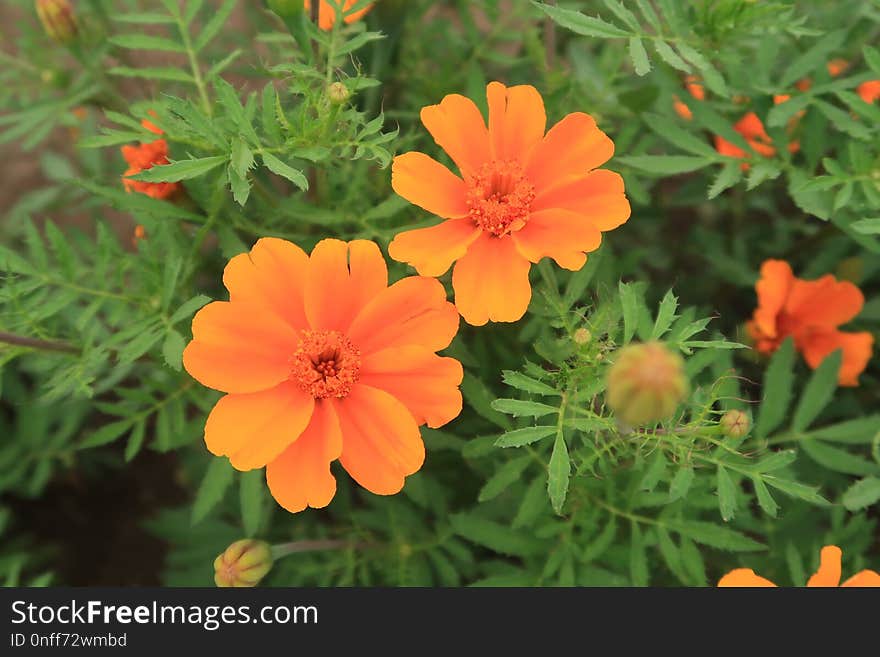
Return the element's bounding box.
[462,373,511,430]
[602,0,642,31]
[581,517,617,563]
[501,370,559,396]
[109,34,186,52]
[547,433,570,514]
[478,456,531,502]
[79,420,132,449]
[707,161,743,199]
[668,465,694,502]
[195,0,236,50]
[628,37,651,76]
[240,470,266,537]
[800,439,879,476]
[716,466,737,521]
[865,45,880,75]
[779,29,847,88]
[619,281,639,343]
[629,522,649,586]
[753,449,797,472]
[851,218,880,235]
[617,154,712,175]
[755,337,795,439]
[491,399,558,418]
[449,514,541,557]
[533,2,631,38]
[841,477,880,511]
[161,330,186,371]
[124,420,147,463]
[108,66,194,82]
[192,458,235,524]
[227,164,251,206]
[651,289,678,339]
[653,40,690,72]
[261,152,309,191]
[170,294,212,324]
[644,114,716,157]
[495,426,557,448]
[639,451,667,492]
[230,138,255,177]
[762,475,828,506]
[752,477,778,517]
[670,521,765,552]
[810,415,880,444]
[791,349,841,432]
[127,156,226,182]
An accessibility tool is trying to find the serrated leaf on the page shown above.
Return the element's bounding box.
[547,433,570,514]
[619,281,639,343]
[79,420,132,449]
[762,475,828,506]
[108,66,194,82]
[261,152,309,191]
[653,40,690,72]
[124,420,147,462]
[639,451,667,492]
[752,476,778,517]
[478,456,531,502]
[230,138,255,177]
[800,439,878,476]
[495,426,557,448]
[582,516,617,563]
[617,154,712,175]
[670,521,764,551]
[501,370,559,396]
[195,0,236,50]
[491,398,558,418]
[779,29,847,88]
[755,338,795,439]
[127,156,226,182]
[841,477,880,511]
[651,289,678,339]
[716,466,737,521]
[109,34,186,52]
[791,349,841,432]
[629,522,649,586]
[533,2,631,38]
[753,449,797,472]
[449,514,541,557]
[708,161,743,199]
[629,37,651,76]
[668,465,694,502]
[192,458,235,524]
[227,164,251,206]
[162,330,185,371]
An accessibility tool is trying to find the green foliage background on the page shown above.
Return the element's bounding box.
[1,0,878,586]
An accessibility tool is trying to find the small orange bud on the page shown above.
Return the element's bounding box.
[720,409,750,439]
[36,0,78,44]
[214,539,273,587]
[327,81,351,104]
[573,328,592,345]
[606,342,688,427]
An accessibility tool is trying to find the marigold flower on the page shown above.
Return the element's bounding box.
[304,0,372,30]
[713,112,777,169]
[389,81,630,326]
[183,238,463,513]
[214,539,273,587]
[747,259,873,386]
[719,545,880,587]
[606,341,688,427]
[673,75,705,121]
[858,80,880,104]
[120,119,179,200]
[36,0,78,44]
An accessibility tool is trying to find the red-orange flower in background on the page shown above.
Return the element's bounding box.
[858,80,880,104]
[183,238,463,513]
[121,119,179,200]
[719,545,880,587]
[673,75,705,121]
[305,0,372,30]
[713,112,794,170]
[747,259,873,386]
[389,81,631,326]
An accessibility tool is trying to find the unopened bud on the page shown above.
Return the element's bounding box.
[720,409,750,439]
[214,539,273,587]
[606,341,688,427]
[327,81,351,104]
[36,0,78,44]
[573,328,592,345]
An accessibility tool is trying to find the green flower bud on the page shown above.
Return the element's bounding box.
[327,81,351,104]
[720,409,750,439]
[36,0,78,44]
[214,539,273,587]
[573,328,592,345]
[606,341,688,427]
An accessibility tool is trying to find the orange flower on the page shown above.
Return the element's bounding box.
[183,238,463,513]
[121,119,179,200]
[389,81,631,326]
[858,80,880,104]
[747,259,873,386]
[719,545,880,587]
[673,75,705,120]
[826,58,849,78]
[713,112,799,169]
[304,0,372,30]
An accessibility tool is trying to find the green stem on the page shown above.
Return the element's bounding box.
[177,15,212,116]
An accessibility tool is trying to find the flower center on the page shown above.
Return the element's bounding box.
[289,330,361,399]
[467,160,535,237]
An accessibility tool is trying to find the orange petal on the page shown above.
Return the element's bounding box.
[841,570,880,587]
[348,276,460,354]
[806,545,843,587]
[798,329,873,386]
[360,346,463,428]
[486,81,546,162]
[388,217,482,277]
[183,302,298,394]
[204,381,315,471]
[753,259,795,339]
[452,233,532,325]
[786,275,864,328]
[717,568,777,587]
[420,93,491,178]
[858,80,880,104]
[266,398,342,513]
[513,209,603,271]
[347,239,388,318]
[336,384,424,495]
[391,152,469,218]
[531,169,631,232]
[525,112,614,192]
[308,0,372,30]
[222,237,310,330]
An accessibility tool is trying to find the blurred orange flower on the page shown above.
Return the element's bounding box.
[121,119,179,200]
[719,545,880,587]
[714,112,781,169]
[673,75,705,120]
[858,80,880,104]
[183,238,462,513]
[747,259,873,386]
[389,81,630,325]
[305,0,372,30]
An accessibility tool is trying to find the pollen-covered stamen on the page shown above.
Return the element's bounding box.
[467,160,535,237]
[289,330,361,399]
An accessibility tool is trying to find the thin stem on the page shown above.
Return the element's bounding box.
[543,0,557,69]
[177,14,212,116]
[0,331,78,354]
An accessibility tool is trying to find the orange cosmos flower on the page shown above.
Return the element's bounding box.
[673,75,705,120]
[304,0,372,30]
[183,238,463,513]
[719,545,880,587]
[389,81,631,326]
[858,80,880,104]
[121,119,179,200]
[747,259,873,386]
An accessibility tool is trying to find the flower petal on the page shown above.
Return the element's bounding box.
[531,169,631,232]
[806,545,843,587]
[388,217,482,277]
[717,568,777,587]
[336,384,424,495]
[347,239,388,317]
[841,570,880,587]
[266,398,342,513]
[512,208,603,271]
[222,237,310,330]
[753,260,795,339]
[798,329,873,387]
[360,346,464,428]
[204,381,315,471]
[452,232,532,325]
[525,112,614,192]
[420,93,491,178]
[787,275,865,328]
[183,301,298,394]
[391,152,469,219]
[486,81,546,162]
[348,276,459,354]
